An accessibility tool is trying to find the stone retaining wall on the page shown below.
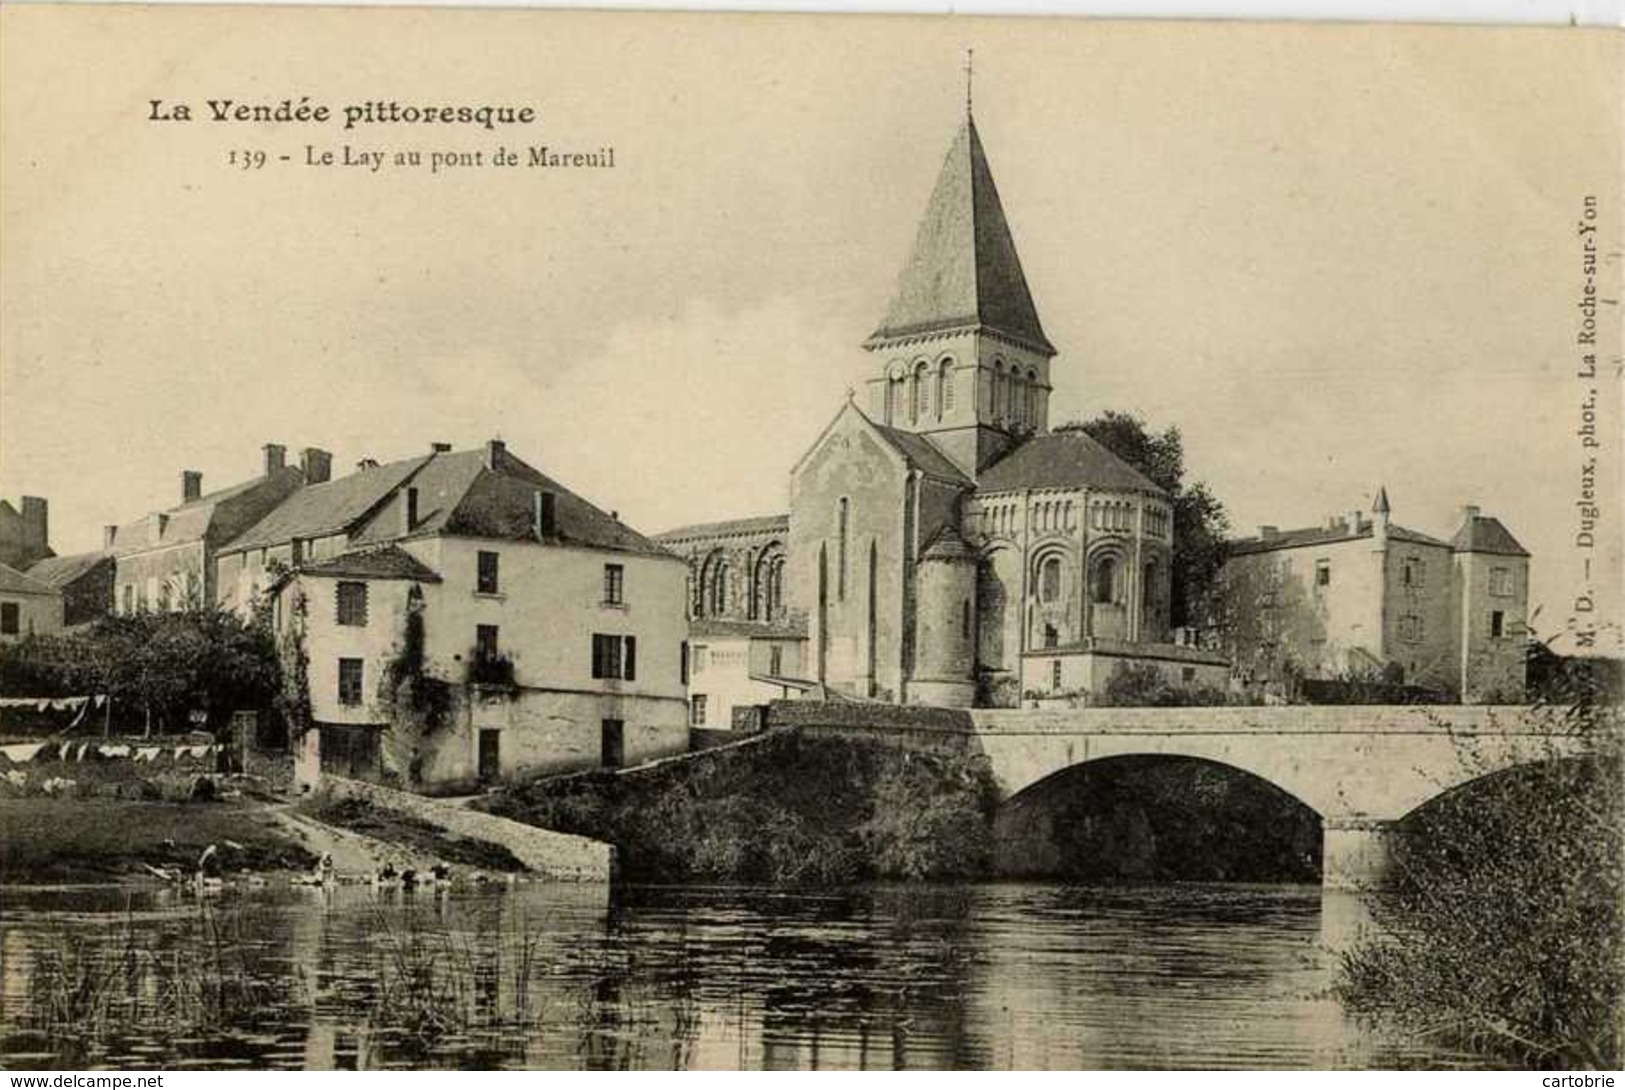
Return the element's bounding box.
[323,775,613,881]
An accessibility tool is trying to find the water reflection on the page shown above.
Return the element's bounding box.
[0,882,1467,1070]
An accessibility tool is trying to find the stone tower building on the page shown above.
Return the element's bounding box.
[663,106,1228,711]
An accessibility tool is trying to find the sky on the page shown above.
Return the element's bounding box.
[1,9,1619,651]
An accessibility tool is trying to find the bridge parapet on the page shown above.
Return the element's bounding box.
[970,704,1548,737]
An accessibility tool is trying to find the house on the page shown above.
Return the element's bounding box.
[26,551,115,627]
[1220,489,1530,703]
[653,513,811,729]
[661,106,1227,708]
[224,439,689,791]
[106,444,317,613]
[0,562,63,644]
[0,496,52,571]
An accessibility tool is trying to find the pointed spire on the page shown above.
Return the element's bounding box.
[865,114,1055,356]
[964,48,974,116]
[1372,485,1391,515]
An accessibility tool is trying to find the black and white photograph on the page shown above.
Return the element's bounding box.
[0,6,1620,1073]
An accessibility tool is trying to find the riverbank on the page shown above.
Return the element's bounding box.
[0,796,317,883]
[480,730,998,883]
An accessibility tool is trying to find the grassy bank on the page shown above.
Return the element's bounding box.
[0,797,316,883]
[481,731,999,884]
[296,794,525,873]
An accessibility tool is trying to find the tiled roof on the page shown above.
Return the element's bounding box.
[0,561,58,597]
[920,527,976,560]
[866,117,1054,355]
[1451,516,1530,557]
[688,616,807,640]
[26,551,113,588]
[872,423,973,485]
[1229,521,1450,556]
[655,513,789,544]
[110,468,304,554]
[232,445,673,560]
[297,545,443,582]
[223,456,429,554]
[977,432,1164,496]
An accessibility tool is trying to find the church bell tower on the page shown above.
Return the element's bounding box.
[863,98,1057,480]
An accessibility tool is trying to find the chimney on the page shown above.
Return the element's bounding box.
[181,470,203,503]
[1347,509,1364,533]
[357,458,379,472]
[20,496,47,552]
[1461,504,1481,524]
[430,442,452,454]
[263,443,286,476]
[402,487,419,535]
[485,439,506,471]
[1258,525,1279,541]
[1326,514,1343,531]
[534,490,556,539]
[300,447,332,485]
[103,524,118,550]
[1372,486,1391,549]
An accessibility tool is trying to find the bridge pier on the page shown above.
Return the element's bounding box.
[1322,818,1397,890]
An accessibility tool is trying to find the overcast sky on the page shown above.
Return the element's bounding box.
[1,10,1619,649]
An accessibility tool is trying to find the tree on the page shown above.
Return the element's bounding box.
[1054,411,1230,628]
[0,606,280,736]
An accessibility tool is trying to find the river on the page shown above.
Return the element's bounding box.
[0,882,1475,1070]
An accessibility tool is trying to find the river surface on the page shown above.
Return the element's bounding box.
[0,882,1477,1070]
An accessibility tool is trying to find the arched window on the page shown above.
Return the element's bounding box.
[1143,559,1160,614]
[888,375,904,424]
[706,555,730,616]
[1039,555,1062,603]
[1092,555,1118,604]
[938,361,955,416]
[837,497,849,601]
[1027,371,1039,425]
[1043,623,1059,649]
[913,362,929,423]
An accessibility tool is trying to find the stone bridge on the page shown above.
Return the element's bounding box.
[777,702,1588,888]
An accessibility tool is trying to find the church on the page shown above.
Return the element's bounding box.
[657,106,1228,715]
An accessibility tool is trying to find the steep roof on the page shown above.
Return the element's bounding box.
[920,526,976,561]
[976,431,1164,496]
[655,513,789,544]
[866,116,1054,356]
[872,422,974,486]
[1451,515,1530,557]
[27,551,113,588]
[0,561,58,597]
[1229,521,1450,556]
[297,545,443,582]
[230,445,673,560]
[223,456,429,554]
[109,469,303,555]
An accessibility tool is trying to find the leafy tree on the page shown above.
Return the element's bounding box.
[1054,411,1230,627]
[0,607,280,737]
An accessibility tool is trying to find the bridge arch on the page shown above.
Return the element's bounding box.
[967,704,1588,888]
[994,752,1324,882]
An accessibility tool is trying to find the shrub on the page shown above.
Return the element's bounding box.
[1336,697,1623,1068]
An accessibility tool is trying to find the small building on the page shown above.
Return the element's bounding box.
[0,496,52,571]
[685,618,810,729]
[0,562,63,644]
[107,444,316,613]
[26,551,115,627]
[237,440,689,791]
[654,513,812,729]
[1219,489,1530,703]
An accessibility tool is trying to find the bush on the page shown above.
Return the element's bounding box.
[482,731,998,885]
[1336,698,1623,1067]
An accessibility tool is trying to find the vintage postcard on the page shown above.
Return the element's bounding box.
[0,5,1621,1074]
